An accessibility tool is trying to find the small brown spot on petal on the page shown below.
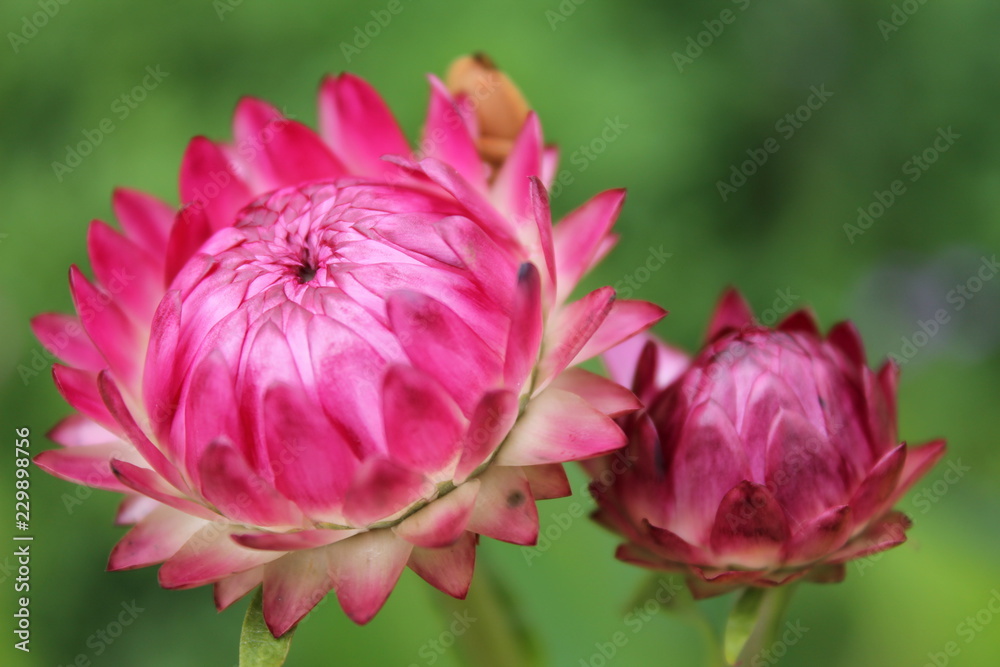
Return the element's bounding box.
[507,490,526,508]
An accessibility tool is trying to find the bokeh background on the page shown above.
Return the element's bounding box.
[2,0,999,665]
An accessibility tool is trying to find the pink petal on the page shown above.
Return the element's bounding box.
[111,460,217,521]
[319,73,410,177]
[549,368,641,418]
[87,219,162,322]
[522,464,571,500]
[306,315,387,458]
[47,414,118,447]
[159,523,284,589]
[328,529,413,625]
[491,112,542,224]
[233,97,346,190]
[541,146,559,188]
[783,505,852,564]
[777,309,821,336]
[262,548,336,637]
[383,365,465,475]
[408,531,477,599]
[709,481,790,568]
[232,529,359,552]
[421,76,486,190]
[343,458,434,527]
[142,291,183,441]
[602,334,690,398]
[668,401,749,545]
[503,263,544,390]
[436,215,518,299]
[214,566,264,611]
[263,382,360,520]
[529,177,557,293]
[828,511,911,564]
[417,158,520,251]
[112,187,174,256]
[69,266,139,386]
[615,543,669,570]
[495,388,625,466]
[34,444,131,492]
[198,440,303,527]
[178,136,252,232]
[386,290,502,413]
[466,465,539,545]
[571,300,667,367]
[705,288,754,341]
[827,320,867,367]
[177,349,244,472]
[108,505,203,571]
[552,189,626,304]
[645,521,712,564]
[764,409,847,527]
[394,480,480,548]
[848,444,907,528]
[454,390,520,483]
[165,206,212,285]
[99,370,190,494]
[52,365,119,434]
[115,494,160,525]
[31,313,104,371]
[862,374,894,457]
[536,287,615,389]
[885,439,947,508]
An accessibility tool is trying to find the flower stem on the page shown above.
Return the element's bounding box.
[430,556,543,667]
[730,585,798,666]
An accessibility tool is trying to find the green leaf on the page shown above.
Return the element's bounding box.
[724,587,766,664]
[240,587,294,667]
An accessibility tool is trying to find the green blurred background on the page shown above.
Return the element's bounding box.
[2,0,999,665]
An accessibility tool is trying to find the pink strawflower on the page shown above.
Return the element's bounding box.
[589,289,945,598]
[33,61,664,635]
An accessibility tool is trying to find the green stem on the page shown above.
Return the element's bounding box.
[732,585,798,666]
[430,556,542,667]
[239,588,294,667]
[630,573,726,667]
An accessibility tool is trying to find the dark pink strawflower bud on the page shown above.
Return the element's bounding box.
[589,289,945,597]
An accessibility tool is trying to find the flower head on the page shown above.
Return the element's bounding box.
[589,289,945,597]
[33,60,665,635]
